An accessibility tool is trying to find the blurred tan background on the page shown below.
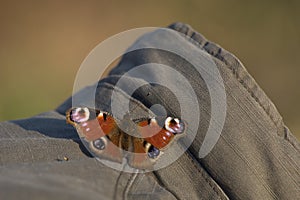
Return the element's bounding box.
[0,1,299,139]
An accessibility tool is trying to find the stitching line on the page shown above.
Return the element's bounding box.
[185,150,229,200]
[173,23,280,128]
[171,23,299,149]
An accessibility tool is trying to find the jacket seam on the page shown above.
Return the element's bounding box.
[171,23,280,127]
[169,23,299,150]
[185,150,229,200]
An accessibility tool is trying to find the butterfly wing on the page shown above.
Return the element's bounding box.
[66,107,123,164]
[66,107,186,170]
[127,117,185,169]
[137,117,185,149]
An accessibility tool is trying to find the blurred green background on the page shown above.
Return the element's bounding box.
[0,1,299,139]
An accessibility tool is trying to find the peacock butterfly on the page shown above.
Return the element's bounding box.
[66,107,185,169]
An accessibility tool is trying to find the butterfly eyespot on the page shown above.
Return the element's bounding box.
[165,117,185,134]
[92,137,106,150]
[99,112,108,121]
[69,107,90,123]
[147,145,160,159]
[66,106,188,169]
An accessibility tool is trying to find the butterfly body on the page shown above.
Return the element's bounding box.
[66,107,185,169]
